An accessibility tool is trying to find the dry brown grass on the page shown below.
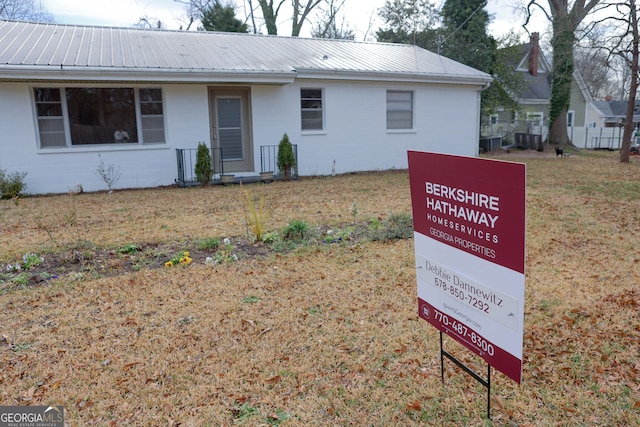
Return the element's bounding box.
[0,151,639,426]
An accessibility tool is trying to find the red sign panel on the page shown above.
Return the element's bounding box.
[408,151,525,274]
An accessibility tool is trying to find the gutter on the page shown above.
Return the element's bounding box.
[0,65,297,84]
[0,64,494,87]
[287,68,493,86]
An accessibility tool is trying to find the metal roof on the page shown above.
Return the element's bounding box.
[0,20,491,84]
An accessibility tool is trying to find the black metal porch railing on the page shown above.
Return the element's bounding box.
[260,144,298,179]
[175,147,224,187]
[176,145,298,187]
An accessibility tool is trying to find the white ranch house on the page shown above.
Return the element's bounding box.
[0,20,491,195]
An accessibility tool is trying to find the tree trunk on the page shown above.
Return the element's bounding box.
[544,0,601,146]
[258,0,282,35]
[548,107,568,146]
[620,0,639,163]
[291,0,322,37]
[548,14,575,146]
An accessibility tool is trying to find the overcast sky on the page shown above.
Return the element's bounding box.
[42,0,546,41]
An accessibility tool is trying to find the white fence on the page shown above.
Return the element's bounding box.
[482,120,629,150]
[569,126,628,149]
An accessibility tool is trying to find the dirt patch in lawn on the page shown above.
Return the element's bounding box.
[0,155,639,426]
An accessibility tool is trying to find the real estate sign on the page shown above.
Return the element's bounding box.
[408,151,526,384]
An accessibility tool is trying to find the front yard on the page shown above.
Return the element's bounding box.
[0,154,638,426]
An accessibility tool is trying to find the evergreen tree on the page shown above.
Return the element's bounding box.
[440,0,522,115]
[375,0,441,51]
[484,33,525,115]
[277,133,296,180]
[201,0,248,32]
[440,0,495,72]
[195,142,213,186]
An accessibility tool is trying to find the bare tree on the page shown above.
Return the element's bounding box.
[135,17,166,29]
[572,0,638,161]
[0,0,53,21]
[525,0,606,146]
[247,0,325,36]
[256,0,286,34]
[242,0,260,33]
[310,0,354,39]
[574,26,619,99]
[291,0,323,36]
[174,0,210,30]
[604,0,639,162]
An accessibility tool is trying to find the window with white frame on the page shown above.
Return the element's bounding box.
[386,90,413,130]
[489,114,498,125]
[566,110,574,127]
[300,88,323,131]
[33,87,165,148]
[526,111,544,126]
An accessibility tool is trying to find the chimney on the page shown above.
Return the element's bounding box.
[529,32,540,76]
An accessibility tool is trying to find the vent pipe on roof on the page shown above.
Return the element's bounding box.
[529,32,539,76]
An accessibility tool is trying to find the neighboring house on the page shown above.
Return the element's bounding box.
[483,33,591,148]
[0,20,491,195]
[584,98,640,149]
[587,99,640,128]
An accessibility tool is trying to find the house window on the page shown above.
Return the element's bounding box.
[526,111,543,126]
[387,90,413,130]
[489,114,498,125]
[34,87,165,148]
[34,88,66,148]
[567,110,574,127]
[139,88,166,143]
[300,88,323,131]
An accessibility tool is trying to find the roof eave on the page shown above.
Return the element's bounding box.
[294,68,493,86]
[518,98,549,106]
[0,64,494,87]
[0,65,297,84]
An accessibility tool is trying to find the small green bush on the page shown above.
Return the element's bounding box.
[277,133,296,180]
[368,213,413,242]
[0,170,28,199]
[196,237,220,251]
[195,142,213,186]
[117,244,140,254]
[267,240,298,253]
[262,231,279,244]
[281,219,311,242]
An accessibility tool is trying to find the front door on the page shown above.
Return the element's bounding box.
[209,87,253,174]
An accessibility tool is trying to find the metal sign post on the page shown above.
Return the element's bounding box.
[440,332,492,419]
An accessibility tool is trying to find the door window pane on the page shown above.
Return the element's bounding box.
[217,97,243,161]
